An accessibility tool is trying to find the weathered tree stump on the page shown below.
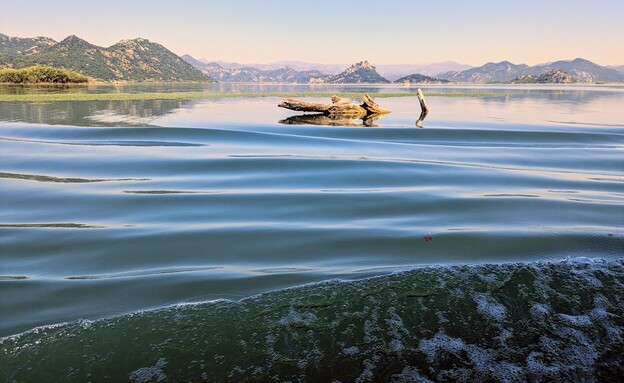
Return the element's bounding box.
[416,88,429,127]
[278,94,390,118]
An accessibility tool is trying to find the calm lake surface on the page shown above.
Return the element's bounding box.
[1,84,623,381]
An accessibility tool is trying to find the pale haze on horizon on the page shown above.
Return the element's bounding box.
[1,0,622,66]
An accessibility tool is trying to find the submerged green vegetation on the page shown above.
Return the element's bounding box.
[2,259,622,382]
[0,91,501,102]
[0,65,89,84]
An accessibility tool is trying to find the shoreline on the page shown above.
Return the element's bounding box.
[2,80,623,86]
[0,91,504,102]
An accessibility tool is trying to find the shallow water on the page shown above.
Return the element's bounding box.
[1,84,623,380]
[3,258,623,382]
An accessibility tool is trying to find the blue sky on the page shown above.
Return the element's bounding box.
[1,0,623,65]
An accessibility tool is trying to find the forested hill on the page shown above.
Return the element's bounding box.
[0,34,215,82]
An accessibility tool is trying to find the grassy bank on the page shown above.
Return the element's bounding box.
[0,91,502,102]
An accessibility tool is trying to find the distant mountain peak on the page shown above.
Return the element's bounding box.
[61,35,86,43]
[344,60,374,73]
[317,60,389,84]
[354,60,373,68]
[58,35,93,48]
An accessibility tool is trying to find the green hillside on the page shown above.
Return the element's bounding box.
[0,34,215,82]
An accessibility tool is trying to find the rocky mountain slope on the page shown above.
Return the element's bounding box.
[0,34,214,82]
[0,33,57,55]
[512,69,575,84]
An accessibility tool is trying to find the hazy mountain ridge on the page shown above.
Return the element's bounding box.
[182,55,325,83]
[439,61,530,83]
[377,62,473,81]
[188,58,393,84]
[189,59,472,80]
[0,34,214,82]
[204,60,346,75]
[533,58,622,82]
[438,58,624,83]
[608,65,624,74]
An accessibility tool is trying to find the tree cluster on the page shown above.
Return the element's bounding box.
[0,65,89,83]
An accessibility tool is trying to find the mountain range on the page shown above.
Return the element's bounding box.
[438,58,624,83]
[183,56,392,84]
[184,55,623,84]
[1,33,622,84]
[181,55,325,83]
[376,62,473,81]
[0,34,213,82]
[190,59,347,76]
[183,56,471,82]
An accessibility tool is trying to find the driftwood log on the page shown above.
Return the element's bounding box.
[278,94,390,118]
[279,91,429,127]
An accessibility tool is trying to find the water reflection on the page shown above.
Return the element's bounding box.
[1,83,623,99]
[280,113,383,127]
[1,84,623,128]
[0,99,192,126]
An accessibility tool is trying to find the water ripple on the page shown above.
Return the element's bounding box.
[65,266,224,280]
[0,223,104,229]
[0,136,204,147]
[0,172,149,183]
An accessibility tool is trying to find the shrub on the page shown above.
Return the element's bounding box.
[0,66,89,83]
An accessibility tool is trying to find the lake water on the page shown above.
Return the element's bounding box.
[1,84,623,381]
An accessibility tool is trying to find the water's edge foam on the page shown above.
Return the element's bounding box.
[2,257,623,382]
